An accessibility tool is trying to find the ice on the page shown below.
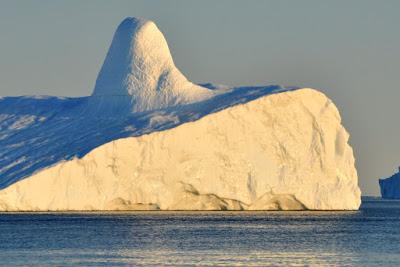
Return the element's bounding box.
[0,18,361,210]
[379,169,400,199]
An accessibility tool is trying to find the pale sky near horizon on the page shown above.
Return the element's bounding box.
[0,0,398,195]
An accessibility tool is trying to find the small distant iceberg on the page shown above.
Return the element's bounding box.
[379,168,400,199]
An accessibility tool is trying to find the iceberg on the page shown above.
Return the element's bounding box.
[379,168,400,199]
[0,17,361,211]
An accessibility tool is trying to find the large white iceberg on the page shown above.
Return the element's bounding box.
[0,18,361,211]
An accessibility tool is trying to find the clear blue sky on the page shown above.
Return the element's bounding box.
[0,0,399,195]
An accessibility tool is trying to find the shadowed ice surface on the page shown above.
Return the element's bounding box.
[0,198,399,266]
[0,85,294,189]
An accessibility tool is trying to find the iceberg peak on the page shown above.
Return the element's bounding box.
[90,17,213,114]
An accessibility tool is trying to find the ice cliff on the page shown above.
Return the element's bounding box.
[379,168,400,199]
[0,17,361,211]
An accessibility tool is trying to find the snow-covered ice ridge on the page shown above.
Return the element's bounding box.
[0,17,361,211]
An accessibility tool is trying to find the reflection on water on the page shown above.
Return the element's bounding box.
[0,198,399,266]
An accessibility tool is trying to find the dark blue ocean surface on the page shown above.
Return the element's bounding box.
[0,197,399,266]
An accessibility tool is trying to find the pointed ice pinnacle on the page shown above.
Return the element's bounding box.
[90,17,214,114]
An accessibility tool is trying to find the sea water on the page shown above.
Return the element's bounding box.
[0,197,399,266]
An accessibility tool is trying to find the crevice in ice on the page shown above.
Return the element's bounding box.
[167,182,307,211]
[105,198,160,211]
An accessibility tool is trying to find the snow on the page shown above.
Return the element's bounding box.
[0,17,361,210]
[90,17,215,114]
[379,169,400,199]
